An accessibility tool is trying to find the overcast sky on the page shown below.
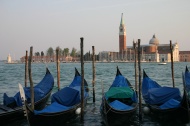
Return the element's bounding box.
[0,0,190,60]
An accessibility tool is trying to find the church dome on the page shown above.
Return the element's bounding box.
[149,34,159,45]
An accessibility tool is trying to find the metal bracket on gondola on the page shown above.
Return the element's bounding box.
[18,83,30,122]
[106,107,111,114]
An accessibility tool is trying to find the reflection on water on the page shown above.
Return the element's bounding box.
[0,61,190,126]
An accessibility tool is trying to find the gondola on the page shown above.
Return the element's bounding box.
[0,68,54,124]
[142,70,189,123]
[21,68,89,126]
[100,67,138,126]
[184,66,190,94]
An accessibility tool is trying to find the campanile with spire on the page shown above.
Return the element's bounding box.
[119,13,126,54]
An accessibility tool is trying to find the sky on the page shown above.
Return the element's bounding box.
[0,0,190,60]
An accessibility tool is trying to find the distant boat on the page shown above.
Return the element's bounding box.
[158,62,167,65]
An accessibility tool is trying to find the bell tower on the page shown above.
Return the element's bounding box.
[119,13,126,54]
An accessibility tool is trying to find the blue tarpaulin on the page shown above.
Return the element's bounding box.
[147,87,181,105]
[69,76,82,87]
[3,71,54,107]
[159,98,180,109]
[142,77,161,97]
[109,100,133,110]
[51,87,80,106]
[34,102,72,115]
[142,75,182,108]
[13,87,45,106]
[33,69,89,115]
[110,75,129,88]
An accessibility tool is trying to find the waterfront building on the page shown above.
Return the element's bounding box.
[98,13,179,62]
[179,51,190,62]
[126,35,179,62]
[119,13,127,55]
[99,51,119,62]
[7,54,12,63]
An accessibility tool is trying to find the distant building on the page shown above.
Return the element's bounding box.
[126,35,179,62]
[98,13,179,62]
[99,51,119,62]
[119,13,126,54]
[179,51,190,62]
[6,54,18,64]
[7,54,12,63]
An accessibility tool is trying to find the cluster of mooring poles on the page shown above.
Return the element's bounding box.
[133,39,142,121]
[23,38,97,123]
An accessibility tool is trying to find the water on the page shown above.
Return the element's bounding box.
[0,61,190,126]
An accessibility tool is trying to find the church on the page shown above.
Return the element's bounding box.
[99,13,179,62]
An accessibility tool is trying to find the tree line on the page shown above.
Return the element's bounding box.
[34,46,78,57]
[34,46,99,61]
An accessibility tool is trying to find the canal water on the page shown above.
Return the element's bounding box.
[0,61,190,126]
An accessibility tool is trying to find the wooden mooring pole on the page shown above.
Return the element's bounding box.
[56,48,60,91]
[25,50,28,87]
[133,41,138,92]
[80,37,84,122]
[138,39,142,121]
[92,46,96,102]
[28,46,34,111]
[170,40,175,88]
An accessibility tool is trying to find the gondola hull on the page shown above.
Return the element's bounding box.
[0,68,54,125]
[22,68,89,126]
[147,92,189,123]
[0,90,52,124]
[26,99,87,126]
[101,100,137,126]
[142,70,190,124]
[100,67,138,126]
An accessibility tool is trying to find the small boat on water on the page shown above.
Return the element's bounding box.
[100,66,138,126]
[21,68,89,126]
[158,62,167,65]
[0,68,54,124]
[142,70,189,123]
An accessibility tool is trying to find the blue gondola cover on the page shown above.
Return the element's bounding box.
[159,98,180,109]
[3,71,54,107]
[142,75,182,107]
[109,100,133,110]
[111,75,129,88]
[34,102,72,115]
[51,87,80,106]
[32,69,89,115]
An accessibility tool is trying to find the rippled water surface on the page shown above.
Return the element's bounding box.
[0,61,190,126]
